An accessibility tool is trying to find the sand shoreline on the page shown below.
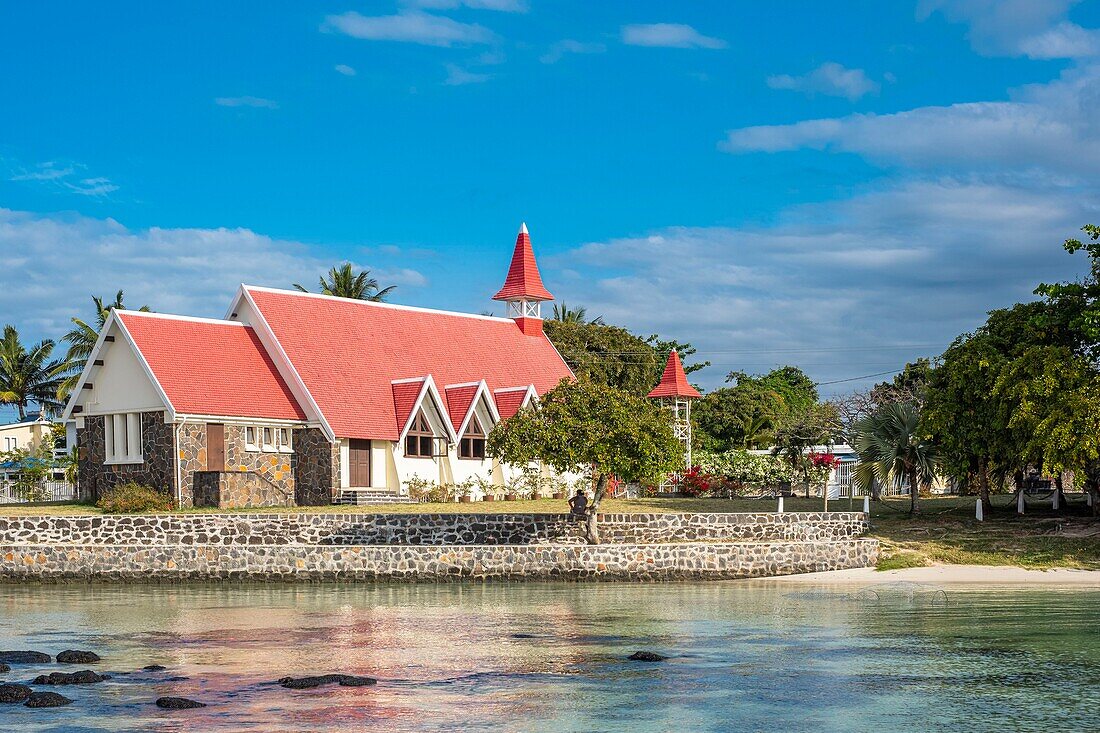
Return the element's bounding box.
[769,564,1100,585]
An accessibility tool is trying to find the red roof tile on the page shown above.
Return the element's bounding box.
[444,384,479,434]
[391,380,424,434]
[118,312,306,420]
[246,288,573,439]
[492,224,554,302]
[494,387,533,421]
[647,350,701,399]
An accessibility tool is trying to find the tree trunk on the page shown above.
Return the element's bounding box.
[909,468,920,515]
[871,478,881,502]
[16,403,26,420]
[585,473,610,545]
[977,456,992,514]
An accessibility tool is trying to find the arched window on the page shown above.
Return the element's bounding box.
[459,416,486,460]
[405,411,435,458]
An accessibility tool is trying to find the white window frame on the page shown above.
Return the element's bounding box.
[277,427,293,453]
[261,427,276,453]
[104,412,143,465]
[245,426,259,452]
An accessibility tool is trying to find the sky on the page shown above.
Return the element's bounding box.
[2,0,1100,420]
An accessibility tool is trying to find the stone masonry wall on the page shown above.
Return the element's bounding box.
[0,512,868,546]
[76,412,175,503]
[192,471,294,509]
[293,428,339,506]
[0,539,878,582]
[179,424,296,508]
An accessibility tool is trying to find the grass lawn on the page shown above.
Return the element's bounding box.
[1,495,1097,570]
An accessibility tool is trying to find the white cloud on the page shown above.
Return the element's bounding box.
[621,23,726,50]
[402,0,527,11]
[7,161,117,198]
[917,0,1099,58]
[334,64,357,76]
[766,62,880,101]
[443,63,490,85]
[722,64,1100,176]
[214,96,279,109]
[0,208,426,340]
[10,162,74,182]
[540,39,607,64]
[323,11,495,47]
[553,180,1096,393]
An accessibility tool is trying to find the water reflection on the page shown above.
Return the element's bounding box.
[0,582,1096,732]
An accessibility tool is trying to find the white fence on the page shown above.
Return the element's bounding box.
[0,480,76,504]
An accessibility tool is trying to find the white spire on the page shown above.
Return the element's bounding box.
[519,221,528,235]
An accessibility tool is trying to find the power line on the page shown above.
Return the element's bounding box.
[815,369,903,386]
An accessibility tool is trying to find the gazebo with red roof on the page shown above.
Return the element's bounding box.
[493,222,554,336]
[648,350,700,471]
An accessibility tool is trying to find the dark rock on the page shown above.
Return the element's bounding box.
[156,696,206,709]
[56,650,101,664]
[0,683,32,703]
[25,691,73,708]
[142,664,168,672]
[627,651,669,662]
[32,670,108,685]
[277,674,377,689]
[0,662,8,673]
[0,651,52,664]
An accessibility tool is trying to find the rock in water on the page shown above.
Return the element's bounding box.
[0,662,9,673]
[627,651,669,662]
[142,664,168,672]
[156,696,206,709]
[277,674,377,689]
[25,691,73,708]
[33,670,108,685]
[56,650,101,664]
[0,651,52,664]
[0,683,32,703]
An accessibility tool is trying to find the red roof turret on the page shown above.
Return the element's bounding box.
[493,223,554,302]
[647,350,701,399]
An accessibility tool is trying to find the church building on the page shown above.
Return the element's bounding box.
[62,224,574,507]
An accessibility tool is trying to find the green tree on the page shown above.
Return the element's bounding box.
[853,401,939,514]
[0,326,68,419]
[771,401,841,497]
[487,378,681,544]
[61,291,150,399]
[551,302,604,325]
[543,320,706,396]
[1035,224,1100,359]
[294,263,396,301]
[693,366,818,451]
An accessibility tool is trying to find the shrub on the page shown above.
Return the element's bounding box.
[97,482,174,513]
[404,477,450,503]
[675,466,711,497]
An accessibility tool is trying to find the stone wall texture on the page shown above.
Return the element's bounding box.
[180,424,296,509]
[293,429,339,506]
[0,512,868,546]
[0,539,878,582]
[77,413,175,503]
[192,471,292,509]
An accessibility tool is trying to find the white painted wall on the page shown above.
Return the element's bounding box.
[77,323,166,415]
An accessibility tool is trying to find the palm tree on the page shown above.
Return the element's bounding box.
[852,401,939,515]
[294,263,396,301]
[0,325,69,419]
[60,291,150,399]
[552,302,604,325]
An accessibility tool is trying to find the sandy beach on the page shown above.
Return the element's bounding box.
[772,564,1100,586]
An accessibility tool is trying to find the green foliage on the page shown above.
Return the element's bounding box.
[693,366,818,451]
[551,302,604,325]
[1035,224,1100,358]
[294,263,396,301]
[543,321,706,396]
[695,449,796,490]
[60,291,150,400]
[97,482,175,513]
[0,441,54,502]
[852,401,939,514]
[0,325,69,418]
[771,401,841,485]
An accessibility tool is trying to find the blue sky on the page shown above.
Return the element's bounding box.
[2,0,1099,419]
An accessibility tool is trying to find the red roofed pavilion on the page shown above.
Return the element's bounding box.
[647,350,701,400]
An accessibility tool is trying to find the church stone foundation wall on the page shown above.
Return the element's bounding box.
[76,412,175,503]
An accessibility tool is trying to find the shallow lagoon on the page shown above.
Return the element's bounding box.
[0,581,1097,732]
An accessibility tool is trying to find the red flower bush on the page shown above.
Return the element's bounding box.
[675,466,712,497]
[808,452,840,469]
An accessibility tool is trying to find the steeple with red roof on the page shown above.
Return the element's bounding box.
[647,350,701,400]
[494,223,553,336]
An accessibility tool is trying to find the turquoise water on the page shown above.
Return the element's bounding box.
[0,581,1097,732]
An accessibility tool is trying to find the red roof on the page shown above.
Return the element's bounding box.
[391,380,424,432]
[444,383,479,433]
[494,387,532,421]
[246,287,573,439]
[647,350,701,399]
[492,224,554,302]
[118,312,306,420]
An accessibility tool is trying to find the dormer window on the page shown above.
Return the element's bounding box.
[459,416,486,460]
[405,411,445,458]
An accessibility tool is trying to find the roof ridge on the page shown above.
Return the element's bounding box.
[244,285,516,323]
[118,311,246,327]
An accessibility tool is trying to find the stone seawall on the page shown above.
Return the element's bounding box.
[0,512,867,546]
[0,540,878,582]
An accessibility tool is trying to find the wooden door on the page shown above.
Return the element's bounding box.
[349,439,371,487]
[207,424,225,472]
